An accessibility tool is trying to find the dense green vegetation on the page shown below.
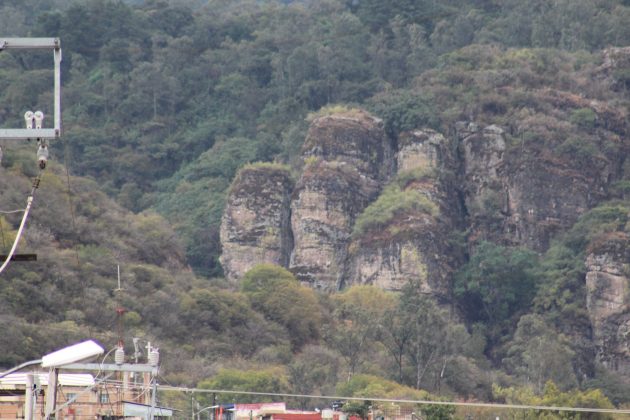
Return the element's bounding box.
[454,242,539,343]
[1,0,630,415]
[352,184,438,237]
[2,0,629,276]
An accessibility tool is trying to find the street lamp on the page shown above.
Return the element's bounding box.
[194,405,218,420]
[0,340,104,420]
[41,340,105,368]
[0,340,104,378]
[41,340,104,420]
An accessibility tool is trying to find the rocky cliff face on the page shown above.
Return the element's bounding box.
[597,46,630,93]
[217,51,630,385]
[289,159,381,290]
[219,164,293,282]
[290,111,388,290]
[220,115,617,294]
[458,121,612,252]
[220,117,463,296]
[344,129,462,296]
[586,233,630,374]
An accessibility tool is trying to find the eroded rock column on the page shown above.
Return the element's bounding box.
[586,233,630,374]
[290,111,388,290]
[345,129,460,296]
[220,164,293,282]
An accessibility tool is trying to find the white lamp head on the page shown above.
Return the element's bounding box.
[41,340,104,368]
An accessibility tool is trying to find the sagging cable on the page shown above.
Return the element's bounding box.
[0,196,33,275]
[0,176,41,275]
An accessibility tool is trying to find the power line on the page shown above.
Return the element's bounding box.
[62,135,81,269]
[0,217,6,250]
[156,386,630,415]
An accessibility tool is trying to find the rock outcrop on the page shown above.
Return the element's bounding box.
[458,122,611,251]
[586,233,630,374]
[289,111,388,290]
[219,164,293,282]
[458,123,508,244]
[217,47,630,384]
[596,47,630,93]
[345,129,461,295]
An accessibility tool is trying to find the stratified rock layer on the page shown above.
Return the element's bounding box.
[458,122,610,251]
[220,164,293,282]
[586,233,630,374]
[218,93,629,381]
[290,111,388,290]
[345,129,461,295]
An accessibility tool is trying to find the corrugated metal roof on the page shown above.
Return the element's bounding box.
[123,401,173,417]
[0,373,94,387]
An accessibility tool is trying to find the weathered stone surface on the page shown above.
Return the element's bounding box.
[346,214,454,297]
[290,111,388,290]
[216,76,629,381]
[397,129,444,172]
[599,47,630,72]
[458,122,508,244]
[586,233,630,375]
[596,47,630,93]
[301,110,392,180]
[345,129,461,295]
[458,122,611,251]
[502,154,609,251]
[460,123,506,182]
[220,164,293,282]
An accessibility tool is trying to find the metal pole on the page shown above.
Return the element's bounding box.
[149,375,157,420]
[53,43,62,135]
[44,368,58,420]
[0,359,42,379]
[25,373,34,420]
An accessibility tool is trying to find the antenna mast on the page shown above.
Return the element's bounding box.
[114,265,126,365]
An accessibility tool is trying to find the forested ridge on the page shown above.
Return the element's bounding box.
[1,0,630,416]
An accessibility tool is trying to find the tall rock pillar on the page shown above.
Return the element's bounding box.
[289,110,389,290]
[220,164,294,282]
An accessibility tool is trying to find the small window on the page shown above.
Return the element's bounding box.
[66,393,77,402]
[100,392,109,404]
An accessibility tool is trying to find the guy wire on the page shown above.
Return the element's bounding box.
[62,135,81,269]
[0,217,5,250]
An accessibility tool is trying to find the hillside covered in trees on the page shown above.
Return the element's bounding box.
[2,0,630,416]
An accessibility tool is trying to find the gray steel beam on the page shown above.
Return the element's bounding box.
[61,362,158,374]
[0,129,58,140]
[0,38,62,140]
[0,38,59,50]
[54,48,61,132]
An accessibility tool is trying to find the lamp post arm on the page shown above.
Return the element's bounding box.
[195,405,216,420]
[0,359,42,379]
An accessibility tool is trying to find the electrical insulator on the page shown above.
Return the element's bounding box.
[33,111,44,129]
[24,111,34,129]
[149,348,159,367]
[114,346,125,365]
[37,144,49,170]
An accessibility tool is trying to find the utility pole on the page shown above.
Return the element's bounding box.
[146,341,159,420]
[24,373,34,420]
[150,376,157,420]
[0,38,62,141]
[0,38,62,272]
[44,368,59,420]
